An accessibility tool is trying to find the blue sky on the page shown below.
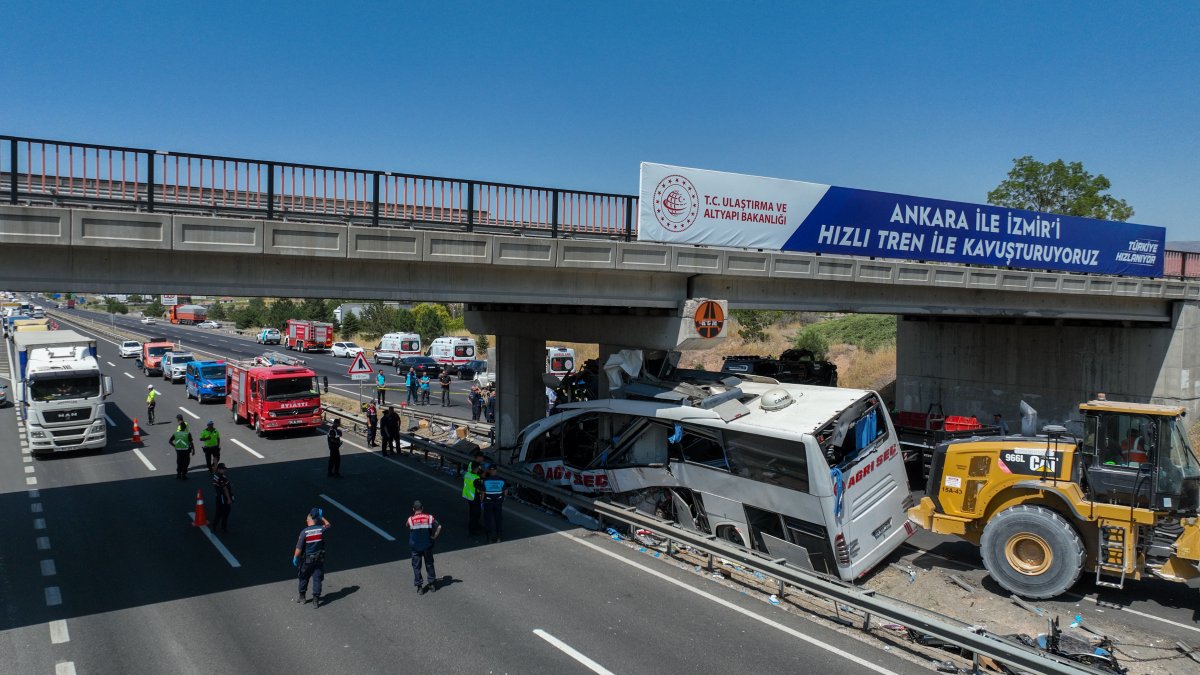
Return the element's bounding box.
[5,2,1199,238]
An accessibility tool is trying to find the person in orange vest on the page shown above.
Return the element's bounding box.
[1121,429,1149,464]
[407,500,442,593]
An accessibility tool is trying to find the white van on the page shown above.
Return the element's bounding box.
[546,346,576,376]
[374,332,422,366]
[428,336,476,373]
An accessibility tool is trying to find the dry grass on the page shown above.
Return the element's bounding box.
[836,345,897,391]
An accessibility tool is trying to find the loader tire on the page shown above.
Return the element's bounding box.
[981,504,1084,600]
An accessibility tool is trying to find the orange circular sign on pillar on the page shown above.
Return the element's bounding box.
[694,300,725,339]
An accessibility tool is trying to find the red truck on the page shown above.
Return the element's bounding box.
[169,304,207,325]
[285,319,333,352]
[137,339,177,376]
[225,358,323,436]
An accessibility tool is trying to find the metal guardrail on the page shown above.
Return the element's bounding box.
[1,135,636,240]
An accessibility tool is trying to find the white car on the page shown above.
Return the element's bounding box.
[119,340,142,358]
[162,352,196,383]
[140,317,157,325]
[331,342,364,358]
[196,320,222,329]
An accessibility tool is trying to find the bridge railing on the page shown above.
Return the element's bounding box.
[2,135,637,240]
[4,134,1196,277]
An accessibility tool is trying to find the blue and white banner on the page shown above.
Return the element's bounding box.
[638,163,1165,277]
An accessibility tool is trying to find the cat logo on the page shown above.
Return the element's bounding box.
[694,300,724,339]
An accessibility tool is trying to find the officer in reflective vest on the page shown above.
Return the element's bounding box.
[480,464,506,544]
[170,415,194,480]
[293,508,331,608]
[462,462,482,535]
[199,420,221,474]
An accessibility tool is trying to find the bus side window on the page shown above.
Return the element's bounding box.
[679,427,728,471]
[563,414,601,467]
[525,422,563,462]
[725,431,809,492]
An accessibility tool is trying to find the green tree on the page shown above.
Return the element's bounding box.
[732,310,785,343]
[207,302,227,321]
[128,294,143,304]
[235,297,267,329]
[267,298,299,329]
[104,297,129,315]
[987,156,1134,221]
[412,303,451,344]
[301,297,333,323]
[144,298,165,319]
[791,326,829,361]
[475,334,490,352]
[339,311,362,338]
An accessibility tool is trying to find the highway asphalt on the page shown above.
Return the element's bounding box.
[0,311,930,674]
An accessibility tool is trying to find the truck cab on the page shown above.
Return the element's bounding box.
[185,360,227,402]
[136,340,176,376]
[15,330,114,455]
[226,359,322,436]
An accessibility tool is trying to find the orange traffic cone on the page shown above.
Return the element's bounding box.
[193,489,208,528]
[131,418,142,444]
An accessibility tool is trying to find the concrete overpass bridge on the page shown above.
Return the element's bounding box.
[4,134,1200,441]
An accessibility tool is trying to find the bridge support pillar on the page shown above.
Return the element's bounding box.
[896,303,1200,425]
[494,334,545,452]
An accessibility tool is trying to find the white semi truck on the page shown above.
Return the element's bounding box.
[12,330,113,455]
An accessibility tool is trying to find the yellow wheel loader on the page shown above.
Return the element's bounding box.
[908,398,1200,599]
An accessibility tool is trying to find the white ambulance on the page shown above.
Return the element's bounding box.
[428,336,476,373]
[373,332,422,366]
[546,346,576,376]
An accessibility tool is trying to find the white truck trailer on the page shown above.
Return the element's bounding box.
[13,330,113,455]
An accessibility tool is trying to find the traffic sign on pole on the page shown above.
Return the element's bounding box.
[347,352,373,375]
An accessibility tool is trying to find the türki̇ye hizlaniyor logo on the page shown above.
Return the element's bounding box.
[653,174,699,232]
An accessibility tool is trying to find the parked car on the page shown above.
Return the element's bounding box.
[458,359,487,380]
[196,320,222,329]
[720,349,838,387]
[256,328,281,345]
[0,382,8,407]
[140,317,157,325]
[395,355,442,378]
[331,341,364,358]
[118,340,142,358]
[162,351,196,383]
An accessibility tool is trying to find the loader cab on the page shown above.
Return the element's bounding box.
[1079,402,1200,513]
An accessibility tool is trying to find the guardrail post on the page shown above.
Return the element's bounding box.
[266,163,276,220]
[466,182,475,231]
[8,139,17,204]
[146,152,156,213]
[624,197,633,242]
[371,173,380,227]
[551,190,560,238]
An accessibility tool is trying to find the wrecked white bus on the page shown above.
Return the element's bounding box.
[513,370,914,581]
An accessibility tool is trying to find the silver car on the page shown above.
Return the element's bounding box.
[163,352,196,383]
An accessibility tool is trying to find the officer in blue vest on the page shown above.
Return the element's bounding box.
[293,508,331,608]
[480,464,506,543]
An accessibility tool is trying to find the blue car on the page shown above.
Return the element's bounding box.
[185,360,227,402]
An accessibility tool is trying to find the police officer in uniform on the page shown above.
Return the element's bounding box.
[293,508,331,607]
[199,420,221,474]
[462,460,482,535]
[211,462,233,533]
[406,500,442,593]
[327,418,344,477]
[171,415,195,480]
[481,464,506,543]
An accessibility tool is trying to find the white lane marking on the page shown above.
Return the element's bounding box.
[28,489,39,498]
[23,456,31,463]
[364,445,897,675]
[319,494,396,541]
[31,502,42,513]
[36,536,50,550]
[49,619,69,644]
[104,414,116,427]
[24,466,35,474]
[25,477,37,485]
[41,559,56,576]
[532,629,615,675]
[188,513,241,567]
[44,586,62,606]
[1077,594,1200,635]
[123,372,135,379]
[33,518,45,530]
[55,662,76,675]
[230,437,264,459]
[178,406,200,420]
[132,448,157,471]
[106,361,116,367]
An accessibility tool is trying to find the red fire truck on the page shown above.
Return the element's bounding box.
[285,319,334,352]
[225,358,323,436]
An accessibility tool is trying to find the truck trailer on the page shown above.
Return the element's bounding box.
[168,304,207,325]
[12,330,113,455]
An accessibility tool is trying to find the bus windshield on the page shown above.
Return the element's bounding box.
[262,376,318,401]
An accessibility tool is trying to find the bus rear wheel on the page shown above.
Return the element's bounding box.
[717,525,746,548]
[980,504,1083,599]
